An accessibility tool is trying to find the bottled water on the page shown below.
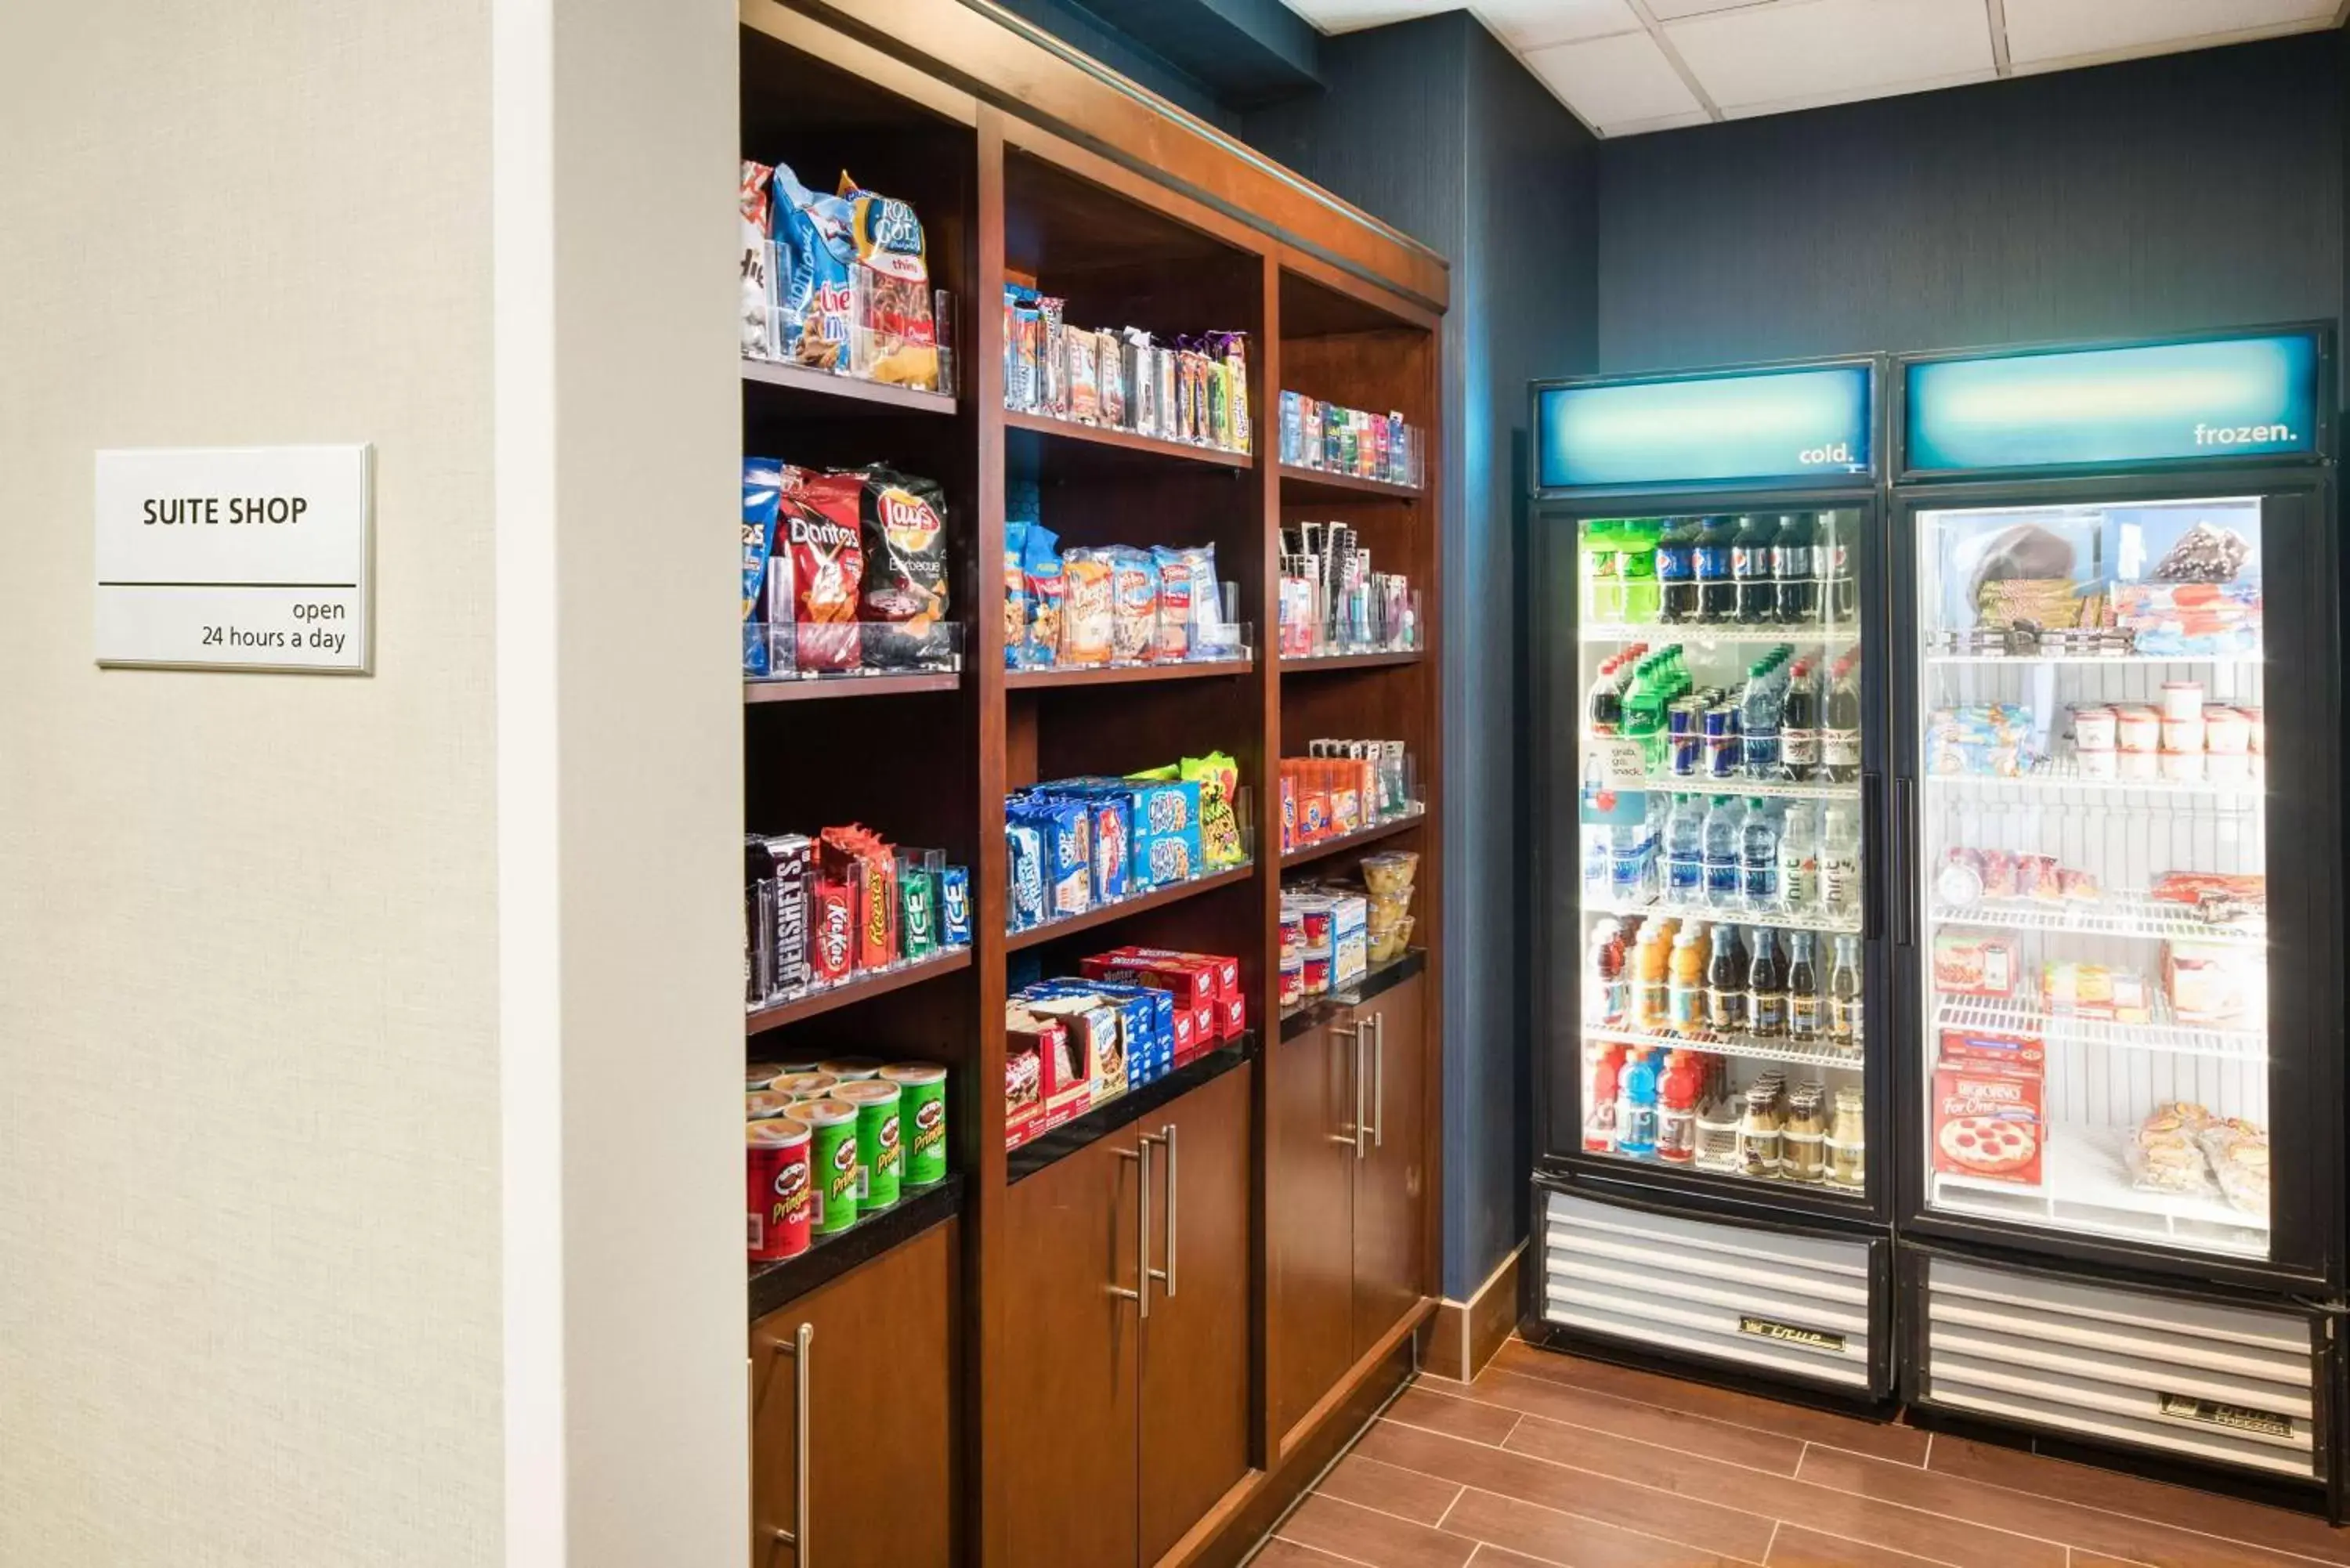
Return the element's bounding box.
[1821,800,1861,919]
[1740,659,1783,779]
[1665,793,1706,905]
[1702,796,1741,909]
[1739,797,1779,909]
[1777,801,1818,912]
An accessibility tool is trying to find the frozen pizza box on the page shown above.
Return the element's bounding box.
[1933,1066,2044,1187]
[1936,1026,2044,1075]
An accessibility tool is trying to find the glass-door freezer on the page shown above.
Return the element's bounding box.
[1893,479,2337,1286]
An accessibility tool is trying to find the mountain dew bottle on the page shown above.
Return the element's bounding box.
[1618,520,1661,623]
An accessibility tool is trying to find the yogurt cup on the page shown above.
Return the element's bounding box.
[2076,747,2119,779]
[2160,681,2206,722]
[2071,706,2117,751]
[2202,706,2250,755]
[2115,707,2160,753]
[2160,717,2205,755]
[2206,751,2253,784]
[2116,749,2159,781]
[2159,748,2205,782]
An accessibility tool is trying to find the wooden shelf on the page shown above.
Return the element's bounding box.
[1003,407,1254,471]
[1007,657,1250,691]
[1005,862,1256,952]
[745,946,972,1036]
[1279,650,1422,674]
[739,357,958,415]
[1280,948,1426,1042]
[748,1172,963,1321]
[746,670,961,703]
[1007,1039,1255,1184]
[1280,809,1426,869]
[1278,463,1423,502]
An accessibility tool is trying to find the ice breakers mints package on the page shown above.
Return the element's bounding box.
[773,163,855,370]
[939,865,971,946]
[742,457,783,676]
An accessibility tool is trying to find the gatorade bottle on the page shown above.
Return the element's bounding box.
[1618,1050,1661,1158]
[1668,923,1708,1029]
[1657,1052,1700,1164]
[1584,1046,1626,1152]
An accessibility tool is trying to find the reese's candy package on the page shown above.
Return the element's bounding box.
[854,466,950,670]
[821,826,898,971]
[784,471,866,672]
[837,171,938,389]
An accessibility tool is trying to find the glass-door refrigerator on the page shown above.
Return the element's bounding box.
[1524,358,1898,1400]
[1889,327,2344,1507]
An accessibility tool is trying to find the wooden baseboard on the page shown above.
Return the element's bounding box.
[1427,1243,1524,1383]
[1165,1299,1433,1568]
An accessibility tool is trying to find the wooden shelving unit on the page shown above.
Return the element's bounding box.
[736,5,1447,1563]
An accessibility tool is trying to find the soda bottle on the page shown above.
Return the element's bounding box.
[1618,520,1661,623]
[1820,802,1861,921]
[1828,935,1863,1051]
[1732,514,1778,625]
[1587,654,1625,735]
[1656,515,1701,624]
[1822,652,1861,783]
[1740,798,1779,909]
[1777,801,1818,912]
[1740,661,1783,780]
[1657,1051,1700,1164]
[1665,793,1705,905]
[1667,923,1707,1029]
[1583,519,1623,623]
[1748,927,1785,1039]
[1822,511,1858,623]
[1781,659,1820,781]
[1705,921,1747,1033]
[1701,797,1741,909]
[1618,1050,1661,1158]
[1773,511,1817,624]
[1694,515,1737,623]
[1583,1045,1625,1151]
[1786,931,1822,1042]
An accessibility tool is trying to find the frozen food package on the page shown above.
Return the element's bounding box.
[837,171,939,388]
[1108,546,1159,663]
[2164,941,2262,1024]
[1933,931,2019,998]
[854,466,950,670]
[740,161,776,358]
[1060,548,1115,666]
[772,164,855,370]
[2198,1118,2270,1215]
[2153,520,2253,583]
[2127,1103,2215,1195]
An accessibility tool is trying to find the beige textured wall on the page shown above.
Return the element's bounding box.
[0,2,502,1565]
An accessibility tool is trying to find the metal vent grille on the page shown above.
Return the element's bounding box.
[1541,1191,1875,1390]
[1923,1257,2319,1479]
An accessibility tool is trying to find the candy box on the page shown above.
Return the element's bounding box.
[1932,1064,2044,1187]
[1003,1009,1055,1148]
[1021,997,1105,1124]
[759,833,814,995]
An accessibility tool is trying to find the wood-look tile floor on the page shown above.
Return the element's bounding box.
[1249,1339,2350,1568]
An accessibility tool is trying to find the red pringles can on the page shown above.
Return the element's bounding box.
[747,1116,814,1261]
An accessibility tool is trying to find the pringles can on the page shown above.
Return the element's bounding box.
[883,1062,949,1187]
[797,1098,862,1236]
[747,1117,813,1262]
[834,1078,903,1211]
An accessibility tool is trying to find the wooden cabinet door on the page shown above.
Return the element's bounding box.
[750,1215,962,1568]
[1138,1064,1253,1564]
[1271,1017,1361,1443]
[1353,974,1428,1359]
[1000,1129,1144,1568]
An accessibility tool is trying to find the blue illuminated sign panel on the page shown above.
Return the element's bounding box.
[1905,333,2321,473]
[1536,364,1874,491]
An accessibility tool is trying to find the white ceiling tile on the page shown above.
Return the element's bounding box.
[1647,0,1780,19]
[2001,0,2337,67]
[1277,0,1453,34]
[1597,108,1716,136]
[1523,29,1708,125]
[1665,0,1994,110]
[1473,0,1643,50]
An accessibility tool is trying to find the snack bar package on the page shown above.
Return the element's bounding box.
[1060,548,1115,667]
[855,466,950,670]
[779,470,866,672]
[773,164,855,370]
[837,172,938,388]
[740,161,776,358]
[741,458,784,676]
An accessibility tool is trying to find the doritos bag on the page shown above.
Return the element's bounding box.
[783,470,865,671]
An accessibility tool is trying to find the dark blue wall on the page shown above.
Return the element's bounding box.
[1249,12,1600,1302]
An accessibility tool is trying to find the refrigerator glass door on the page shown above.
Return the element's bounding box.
[1913,496,2269,1260]
[1571,507,1870,1193]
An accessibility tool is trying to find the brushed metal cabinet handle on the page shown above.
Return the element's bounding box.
[1113,1143,1150,1317]
[765,1321,813,1561]
[1143,1124,1177,1299]
[1331,1022,1365,1150]
[1372,1012,1386,1150]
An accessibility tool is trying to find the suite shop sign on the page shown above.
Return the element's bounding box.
[95,445,373,673]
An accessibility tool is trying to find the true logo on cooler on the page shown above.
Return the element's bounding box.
[2194,421,2295,447]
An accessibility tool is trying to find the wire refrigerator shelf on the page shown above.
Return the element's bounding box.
[1585,1022,1864,1071]
[1933,994,2267,1063]
[1928,892,2266,946]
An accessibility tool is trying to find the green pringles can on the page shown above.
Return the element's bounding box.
[835,1078,903,1211]
[797,1098,862,1236]
[882,1062,949,1187]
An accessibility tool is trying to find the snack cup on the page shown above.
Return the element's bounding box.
[1361,851,1420,896]
[2159,748,2204,782]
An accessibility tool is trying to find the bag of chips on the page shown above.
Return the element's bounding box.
[1061,548,1115,667]
[740,161,776,359]
[1181,752,1245,868]
[783,470,866,671]
[1004,520,1032,670]
[1021,523,1065,669]
[855,466,950,670]
[1108,547,1159,663]
[742,457,783,675]
[836,172,938,389]
[773,164,855,370]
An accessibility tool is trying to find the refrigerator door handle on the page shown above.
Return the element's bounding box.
[1863,770,1886,943]
[1890,775,1915,949]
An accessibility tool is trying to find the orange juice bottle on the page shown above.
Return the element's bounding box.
[1636,922,1672,1029]
[1668,923,1708,1031]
